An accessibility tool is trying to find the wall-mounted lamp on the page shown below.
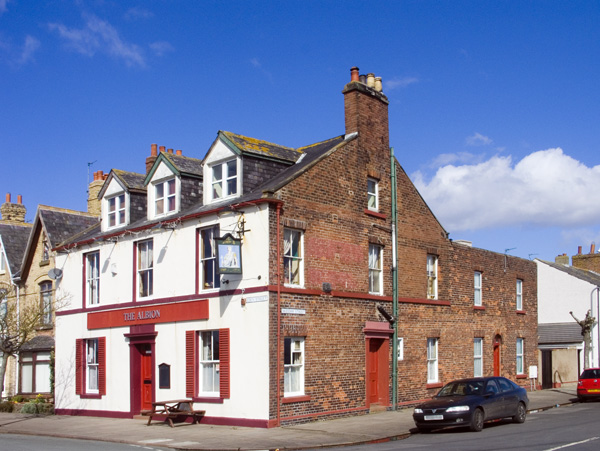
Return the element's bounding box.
[322,282,332,293]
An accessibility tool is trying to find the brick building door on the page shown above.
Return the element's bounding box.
[366,338,389,407]
[493,335,502,376]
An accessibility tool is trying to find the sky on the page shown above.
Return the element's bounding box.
[1,0,599,263]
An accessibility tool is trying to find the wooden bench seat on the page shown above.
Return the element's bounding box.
[141,400,205,427]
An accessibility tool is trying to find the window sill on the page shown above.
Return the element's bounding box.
[426,382,443,389]
[474,305,486,310]
[364,209,387,220]
[79,393,102,399]
[39,260,50,267]
[282,395,311,404]
[516,374,527,379]
[516,310,526,315]
[192,396,224,404]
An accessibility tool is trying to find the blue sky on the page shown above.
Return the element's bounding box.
[1,0,599,263]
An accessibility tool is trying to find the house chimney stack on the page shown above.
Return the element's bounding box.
[87,170,105,216]
[555,253,569,266]
[1,192,27,224]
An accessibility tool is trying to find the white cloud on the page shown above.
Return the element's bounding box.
[150,41,174,57]
[49,13,145,67]
[0,0,9,15]
[16,35,40,65]
[385,76,419,90]
[412,148,600,232]
[466,132,492,146]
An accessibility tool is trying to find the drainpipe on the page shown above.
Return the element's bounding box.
[276,203,282,426]
[390,147,399,410]
[592,287,600,368]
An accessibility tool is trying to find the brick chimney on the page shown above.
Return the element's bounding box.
[87,171,107,216]
[555,253,569,266]
[0,193,27,224]
[342,66,390,149]
[572,243,600,273]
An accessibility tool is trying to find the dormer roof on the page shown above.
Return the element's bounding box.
[144,152,203,185]
[98,170,146,198]
[216,131,303,164]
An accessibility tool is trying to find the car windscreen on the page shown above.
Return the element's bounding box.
[437,381,484,397]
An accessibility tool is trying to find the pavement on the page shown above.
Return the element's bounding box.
[0,387,579,450]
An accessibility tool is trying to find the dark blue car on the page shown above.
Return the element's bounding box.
[413,377,529,432]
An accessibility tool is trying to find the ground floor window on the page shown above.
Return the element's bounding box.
[75,337,106,397]
[474,338,483,377]
[19,351,51,394]
[516,338,524,374]
[186,329,230,399]
[284,337,304,396]
[427,338,438,383]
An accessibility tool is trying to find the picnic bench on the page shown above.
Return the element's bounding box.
[142,399,205,427]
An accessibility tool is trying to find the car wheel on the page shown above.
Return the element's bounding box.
[470,408,484,432]
[513,402,526,423]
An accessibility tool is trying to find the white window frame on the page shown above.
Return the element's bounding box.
[427,338,438,383]
[516,338,524,375]
[369,244,383,294]
[210,159,238,202]
[86,338,99,394]
[474,271,482,306]
[86,251,100,305]
[154,177,177,217]
[397,337,404,361]
[107,193,126,229]
[367,178,379,211]
[199,330,220,395]
[0,248,6,273]
[284,337,305,397]
[137,240,153,298]
[516,279,523,311]
[200,226,220,290]
[474,338,483,377]
[427,255,438,300]
[284,229,304,287]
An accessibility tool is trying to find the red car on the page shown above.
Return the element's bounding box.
[577,368,600,401]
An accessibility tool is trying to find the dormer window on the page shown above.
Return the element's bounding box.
[155,178,176,216]
[107,194,126,228]
[211,159,238,201]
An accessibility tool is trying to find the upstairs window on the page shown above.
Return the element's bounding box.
[39,281,52,326]
[86,251,100,305]
[516,279,523,311]
[107,194,126,228]
[137,240,153,298]
[283,229,303,286]
[211,159,238,201]
[369,244,383,294]
[367,178,379,211]
[0,249,6,273]
[199,226,220,290]
[42,237,50,261]
[427,255,438,300]
[474,271,482,306]
[155,178,176,216]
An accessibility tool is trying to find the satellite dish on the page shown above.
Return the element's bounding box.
[48,268,63,280]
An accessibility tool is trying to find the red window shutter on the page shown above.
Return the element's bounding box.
[219,328,230,399]
[75,339,83,395]
[98,337,106,395]
[186,330,196,398]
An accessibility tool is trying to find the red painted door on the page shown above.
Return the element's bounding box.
[367,338,389,406]
[140,344,153,411]
[493,339,501,377]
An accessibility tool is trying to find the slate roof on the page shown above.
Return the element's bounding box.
[112,169,146,192]
[39,207,99,248]
[538,322,583,345]
[220,131,304,163]
[537,259,600,286]
[21,335,55,351]
[159,153,203,178]
[0,223,32,276]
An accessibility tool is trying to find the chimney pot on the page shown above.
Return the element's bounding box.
[176,149,182,156]
[5,193,10,203]
[17,194,22,204]
[592,243,596,254]
[375,76,382,92]
[359,74,366,83]
[159,146,166,153]
[350,66,359,82]
[151,143,158,157]
[578,246,582,255]
[366,73,375,88]
[167,148,173,154]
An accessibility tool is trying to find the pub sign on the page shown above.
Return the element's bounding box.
[215,233,242,274]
